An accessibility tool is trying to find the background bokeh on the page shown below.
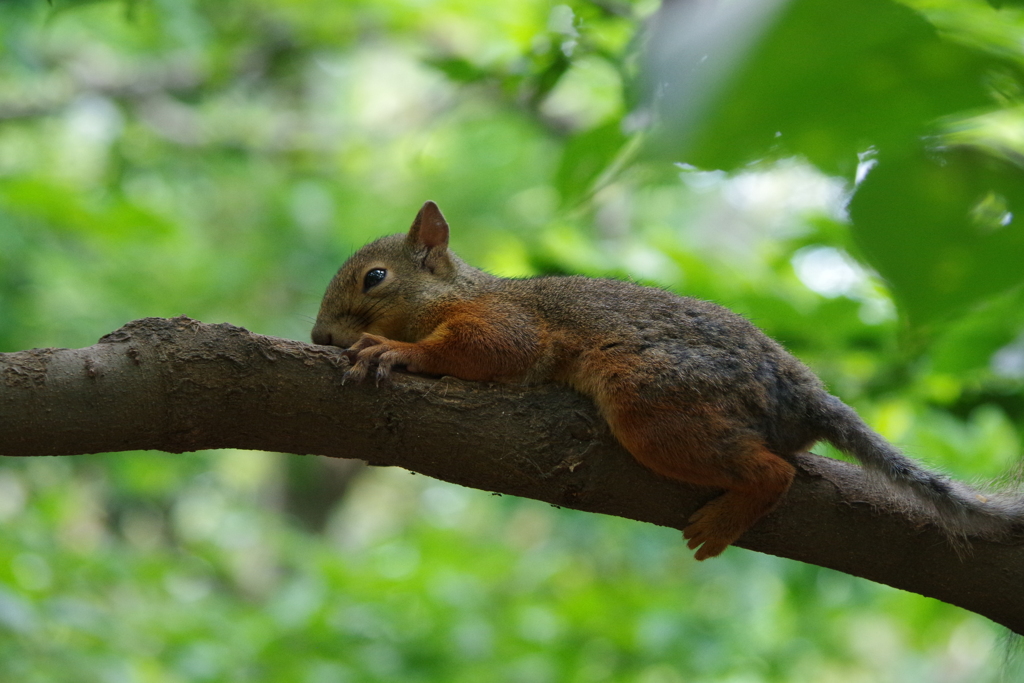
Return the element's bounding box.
[1,0,1024,681]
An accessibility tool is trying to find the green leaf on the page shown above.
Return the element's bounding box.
[848,146,1024,331]
[643,0,1001,176]
[425,56,491,84]
[929,288,1024,374]
[554,120,627,206]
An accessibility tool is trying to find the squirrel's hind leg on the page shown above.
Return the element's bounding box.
[606,400,795,560]
[680,452,793,560]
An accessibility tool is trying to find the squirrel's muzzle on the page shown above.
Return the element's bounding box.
[311,328,334,346]
[311,319,363,349]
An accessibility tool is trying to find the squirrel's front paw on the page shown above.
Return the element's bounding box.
[343,333,416,384]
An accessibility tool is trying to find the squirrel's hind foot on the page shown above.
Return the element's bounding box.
[683,495,752,560]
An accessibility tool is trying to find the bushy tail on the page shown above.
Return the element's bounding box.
[813,394,1024,542]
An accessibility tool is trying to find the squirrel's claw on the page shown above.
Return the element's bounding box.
[341,335,412,386]
[683,502,739,561]
[343,362,369,384]
[341,334,388,384]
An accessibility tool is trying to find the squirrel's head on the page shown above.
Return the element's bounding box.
[311,201,458,348]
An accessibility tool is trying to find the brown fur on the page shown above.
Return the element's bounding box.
[312,201,1024,559]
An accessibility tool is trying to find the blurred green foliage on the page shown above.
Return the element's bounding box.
[1,0,1023,680]
[645,0,999,176]
[644,0,1024,334]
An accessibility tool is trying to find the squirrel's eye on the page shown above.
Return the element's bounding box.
[363,268,387,291]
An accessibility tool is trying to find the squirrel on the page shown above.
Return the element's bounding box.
[311,200,1023,560]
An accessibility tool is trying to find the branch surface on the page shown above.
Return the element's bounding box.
[1,317,1021,633]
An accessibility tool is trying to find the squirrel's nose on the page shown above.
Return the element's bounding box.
[311,328,333,346]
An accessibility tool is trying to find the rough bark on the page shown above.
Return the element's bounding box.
[1,316,1021,633]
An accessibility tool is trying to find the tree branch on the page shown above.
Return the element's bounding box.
[1,316,1021,633]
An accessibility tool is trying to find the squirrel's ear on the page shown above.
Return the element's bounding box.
[407,201,449,250]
